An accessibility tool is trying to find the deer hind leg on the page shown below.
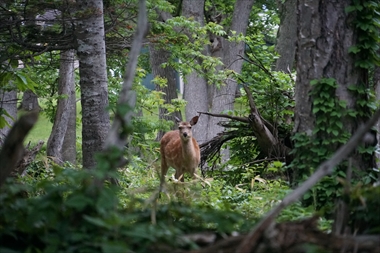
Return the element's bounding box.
[159,157,169,194]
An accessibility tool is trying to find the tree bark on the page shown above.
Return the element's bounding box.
[46,49,76,164]
[62,79,77,164]
[0,90,17,145]
[181,0,209,145]
[20,90,40,111]
[75,0,110,169]
[274,0,297,72]
[207,0,255,141]
[294,0,372,171]
[148,43,181,140]
[374,61,380,169]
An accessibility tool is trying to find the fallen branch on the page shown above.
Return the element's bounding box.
[236,108,380,253]
[179,216,380,253]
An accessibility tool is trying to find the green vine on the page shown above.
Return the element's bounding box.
[346,0,380,69]
[290,78,350,211]
[290,0,380,213]
[346,0,379,116]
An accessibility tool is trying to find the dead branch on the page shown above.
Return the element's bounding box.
[176,217,380,253]
[198,111,249,123]
[236,108,380,253]
[242,84,275,133]
[0,111,39,187]
[199,129,247,171]
[199,83,289,161]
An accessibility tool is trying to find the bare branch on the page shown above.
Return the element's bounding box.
[105,0,148,151]
[198,111,249,123]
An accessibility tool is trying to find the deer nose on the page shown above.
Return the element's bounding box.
[183,132,188,137]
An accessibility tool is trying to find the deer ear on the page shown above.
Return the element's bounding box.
[190,116,199,126]
[175,116,182,123]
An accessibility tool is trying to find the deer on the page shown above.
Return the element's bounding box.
[159,116,201,190]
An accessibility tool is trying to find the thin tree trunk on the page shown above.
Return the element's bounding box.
[47,49,76,164]
[76,0,110,169]
[275,0,297,72]
[149,43,181,140]
[20,90,40,111]
[208,0,255,141]
[0,90,17,145]
[182,0,209,145]
[62,79,77,164]
[374,62,380,169]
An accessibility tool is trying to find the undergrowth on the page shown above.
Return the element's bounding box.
[0,153,334,252]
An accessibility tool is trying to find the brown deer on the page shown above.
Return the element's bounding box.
[160,116,200,188]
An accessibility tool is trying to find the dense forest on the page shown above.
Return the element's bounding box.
[0,0,380,252]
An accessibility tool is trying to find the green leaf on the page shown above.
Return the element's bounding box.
[101,241,129,253]
[14,72,36,92]
[10,59,19,69]
[0,73,12,87]
[324,78,336,87]
[345,5,357,13]
[83,215,112,229]
[349,45,361,53]
[0,108,13,128]
[310,79,319,86]
[65,194,93,211]
[335,121,343,129]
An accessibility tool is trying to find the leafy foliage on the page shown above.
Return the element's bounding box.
[0,145,334,253]
[289,0,379,215]
[290,76,378,214]
[348,182,380,234]
[0,165,243,253]
[346,0,380,68]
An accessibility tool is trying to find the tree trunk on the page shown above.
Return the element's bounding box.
[20,90,40,111]
[62,79,77,164]
[0,90,17,145]
[374,62,380,169]
[46,49,75,164]
[148,43,181,140]
[207,0,255,140]
[75,0,110,169]
[274,0,297,72]
[294,0,373,171]
[181,0,209,145]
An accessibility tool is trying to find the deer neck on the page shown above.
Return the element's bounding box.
[181,138,195,159]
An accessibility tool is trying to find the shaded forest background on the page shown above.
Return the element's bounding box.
[0,0,380,252]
